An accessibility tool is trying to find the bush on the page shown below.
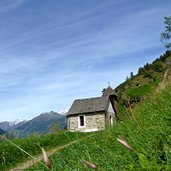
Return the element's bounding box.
[152,62,164,72]
[143,70,154,78]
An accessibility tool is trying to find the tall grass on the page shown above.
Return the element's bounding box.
[0,131,88,170]
[26,87,171,170]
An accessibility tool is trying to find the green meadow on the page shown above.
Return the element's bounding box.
[0,86,171,171]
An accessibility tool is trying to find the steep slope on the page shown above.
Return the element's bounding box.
[7,111,66,137]
[115,50,171,109]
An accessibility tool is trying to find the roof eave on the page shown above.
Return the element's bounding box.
[67,110,106,116]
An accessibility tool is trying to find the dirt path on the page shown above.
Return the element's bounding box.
[8,140,79,171]
[156,68,170,92]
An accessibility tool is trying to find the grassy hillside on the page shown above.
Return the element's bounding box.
[0,131,89,170]
[115,50,171,110]
[25,86,171,170]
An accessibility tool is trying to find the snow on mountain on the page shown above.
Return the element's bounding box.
[58,108,69,115]
[9,119,24,126]
[0,119,26,130]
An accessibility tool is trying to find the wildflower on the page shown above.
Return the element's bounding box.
[82,160,97,170]
[117,138,133,151]
[41,147,52,169]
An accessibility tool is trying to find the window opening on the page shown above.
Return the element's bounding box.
[80,115,84,126]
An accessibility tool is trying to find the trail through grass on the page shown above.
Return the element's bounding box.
[0,131,90,171]
[8,139,80,171]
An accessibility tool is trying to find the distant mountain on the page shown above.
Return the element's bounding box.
[6,120,27,132]
[0,128,6,135]
[7,111,67,137]
[0,121,11,130]
[0,119,25,131]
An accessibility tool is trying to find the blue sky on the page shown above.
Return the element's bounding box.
[0,0,170,121]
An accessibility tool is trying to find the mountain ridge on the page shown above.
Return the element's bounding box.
[0,111,66,137]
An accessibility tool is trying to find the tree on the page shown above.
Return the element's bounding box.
[130,72,134,79]
[160,16,171,49]
[102,88,106,94]
[126,76,129,81]
[138,67,144,74]
[153,62,164,72]
[9,130,20,138]
[144,63,150,70]
[49,123,60,133]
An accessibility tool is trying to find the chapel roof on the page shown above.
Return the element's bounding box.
[67,96,109,116]
[102,86,117,96]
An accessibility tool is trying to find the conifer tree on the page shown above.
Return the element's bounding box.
[161,16,171,49]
